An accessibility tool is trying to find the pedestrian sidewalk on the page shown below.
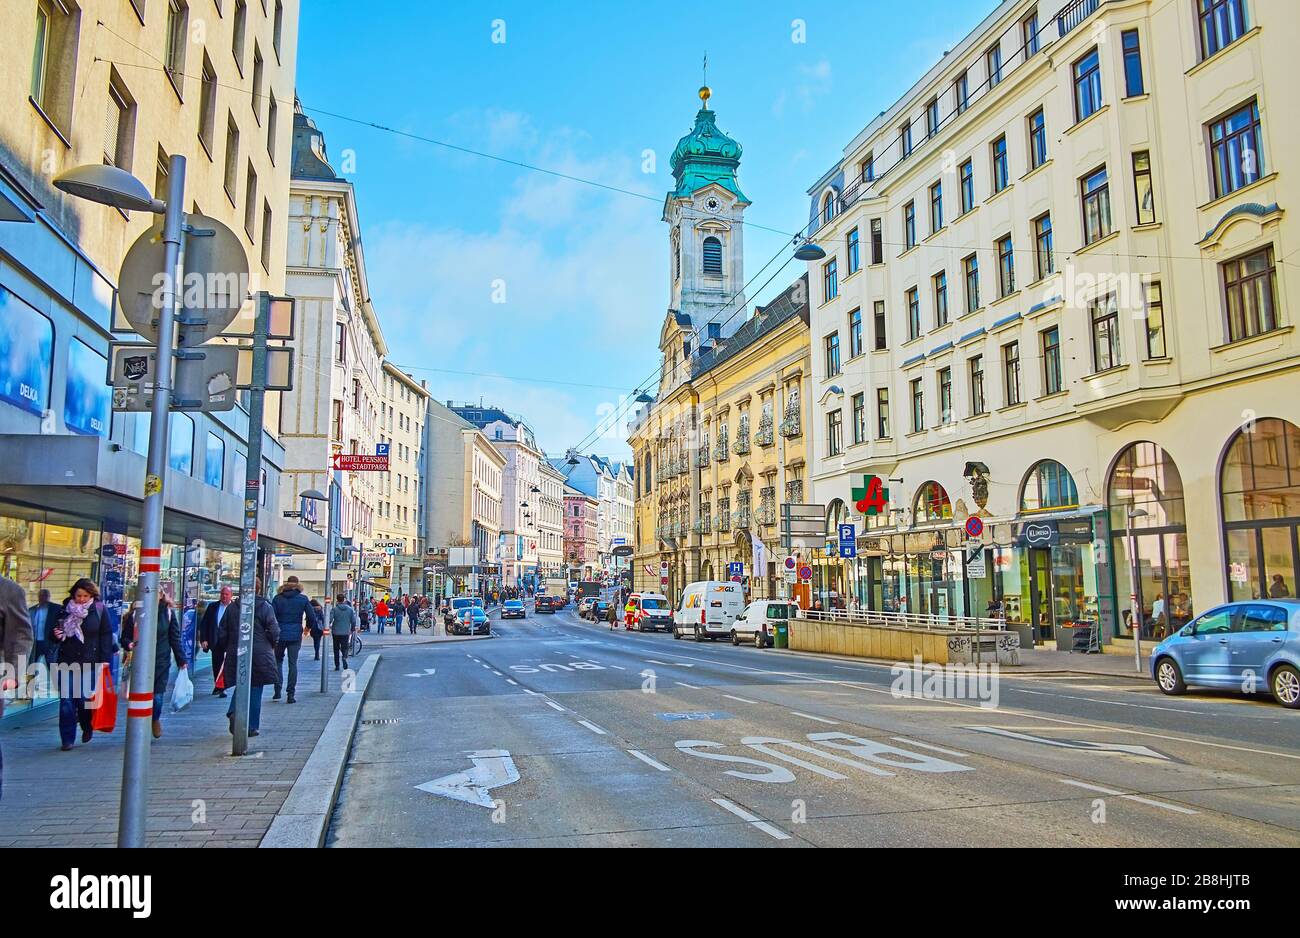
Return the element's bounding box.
[1015,645,1150,679]
[0,651,370,848]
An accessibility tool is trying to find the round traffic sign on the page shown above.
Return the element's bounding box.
[798,565,813,582]
[965,515,984,539]
[784,555,798,571]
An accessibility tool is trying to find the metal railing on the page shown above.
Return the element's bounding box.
[801,607,1008,634]
[1057,0,1101,38]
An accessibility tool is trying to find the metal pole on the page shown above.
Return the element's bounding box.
[231,293,270,755]
[118,154,186,848]
[1128,511,1144,674]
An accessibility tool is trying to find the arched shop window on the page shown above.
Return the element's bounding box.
[1221,418,1300,602]
[1020,460,1079,512]
[1108,442,1192,640]
[912,481,952,523]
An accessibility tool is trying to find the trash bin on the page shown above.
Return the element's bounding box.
[774,622,789,649]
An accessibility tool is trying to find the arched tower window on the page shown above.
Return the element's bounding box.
[823,192,835,224]
[702,236,723,276]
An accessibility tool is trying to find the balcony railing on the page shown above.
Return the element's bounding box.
[715,513,731,533]
[694,516,711,535]
[696,445,710,468]
[756,506,776,526]
[1057,0,1101,38]
[715,438,729,462]
[780,413,801,439]
[733,509,752,530]
[785,482,804,504]
[755,417,775,447]
[734,431,751,455]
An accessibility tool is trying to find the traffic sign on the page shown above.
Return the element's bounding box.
[118,215,249,345]
[798,564,813,582]
[332,453,390,472]
[376,442,390,458]
[784,555,798,572]
[965,515,984,539]
[838,523,857,558]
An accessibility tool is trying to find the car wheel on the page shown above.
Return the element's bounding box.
[673,627,681,640]
[755,630,765,649]
[731,630,740,646]
[1155,657,1186,696]
[694,626,705,642]
[1270,664,1300,709]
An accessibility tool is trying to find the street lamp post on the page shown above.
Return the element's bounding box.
[54,159,187,848]
[1127,505,1149,674]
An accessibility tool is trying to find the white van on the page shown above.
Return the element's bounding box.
[628,592,673,632]
[673,581,747,641]
[731,600,797,648]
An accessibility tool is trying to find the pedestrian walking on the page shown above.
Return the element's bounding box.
[121,595,186,739]
[219,580,279,738]
[407,596,417,635]
[271,576,312,704]
[374,597,390,634]
[0,575,33,800]
[330,595,359,670]
[359,600,371,633]
[607,600,618,631]
[200,586,238,698]
[393,595,406,635]
[309,599,325,660]
[26,588,60,666]
[52,579,115,751]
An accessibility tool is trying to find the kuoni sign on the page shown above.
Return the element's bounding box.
[852,475,890,516]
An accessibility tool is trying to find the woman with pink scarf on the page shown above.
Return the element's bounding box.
[52,578,114,751]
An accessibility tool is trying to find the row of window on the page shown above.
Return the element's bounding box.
[830,1,1250,216]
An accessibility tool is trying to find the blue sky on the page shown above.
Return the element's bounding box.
[295,0,992,458]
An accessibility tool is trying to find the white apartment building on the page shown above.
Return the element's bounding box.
[537,459,568,585]
[374,363,429,594]
[280,106,386,598]
[803,0,1297,651]
[423,399,505,593]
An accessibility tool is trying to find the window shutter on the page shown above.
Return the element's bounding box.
[104,88,124,165]
[702,237,723,275]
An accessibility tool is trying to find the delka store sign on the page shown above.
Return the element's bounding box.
[852,474,889,516]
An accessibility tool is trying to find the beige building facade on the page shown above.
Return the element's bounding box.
[374,362,429,593]
[803,0,1297,648]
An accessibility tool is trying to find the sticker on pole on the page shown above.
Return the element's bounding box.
[144,474,162,497]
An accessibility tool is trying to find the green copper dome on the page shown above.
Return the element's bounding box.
[669,108,748,204]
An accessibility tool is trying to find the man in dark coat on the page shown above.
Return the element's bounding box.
[200,586,238,698]
[1,575,33,800]
[270,576,312,703]
[121,597,186,739]
[218,582,279,737]
[27,588,61,665]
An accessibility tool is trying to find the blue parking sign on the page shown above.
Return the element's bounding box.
[376,443,390,457]
[838,524,857,558]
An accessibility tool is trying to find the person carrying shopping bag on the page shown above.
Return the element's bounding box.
[52,579,115,751]
[121,595,186,739]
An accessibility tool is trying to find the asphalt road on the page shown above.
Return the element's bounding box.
[326,601,1300,847]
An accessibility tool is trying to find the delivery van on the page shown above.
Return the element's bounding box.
[673,581,746,641]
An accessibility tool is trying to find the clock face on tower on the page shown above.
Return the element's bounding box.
[704,196,722,214]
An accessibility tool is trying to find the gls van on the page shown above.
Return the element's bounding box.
[673,581,746,641]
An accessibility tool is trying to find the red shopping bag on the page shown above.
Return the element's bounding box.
[214,665,225,690]
[90,664,119,733]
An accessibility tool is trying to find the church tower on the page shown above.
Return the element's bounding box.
[659,84,749,393]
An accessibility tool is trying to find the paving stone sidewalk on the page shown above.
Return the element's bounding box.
[0,650,361,848]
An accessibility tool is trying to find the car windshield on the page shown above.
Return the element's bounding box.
[451,599,473,609]
[506,601,522,608]
[640,598,667,610]
[766,604,791,619]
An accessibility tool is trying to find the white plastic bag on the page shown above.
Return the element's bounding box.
[170,667,194,712]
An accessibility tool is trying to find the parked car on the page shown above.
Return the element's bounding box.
[628,592,673,632]
[585,599,612,622]
[450,606,491,636]
[577,596,597,617]
[673,581,746,641]
[1151,599,1300,708]
[501,599,526,620]
[731,600,796,648]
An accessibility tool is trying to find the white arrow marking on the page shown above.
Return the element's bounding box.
[414,749,520,808]
[425,668,437,675]
[967,726,1170,760]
